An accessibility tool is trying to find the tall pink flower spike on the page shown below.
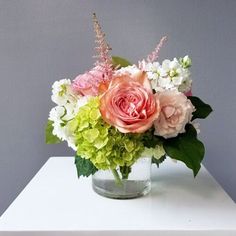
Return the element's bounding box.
[92,13,113,82]
[139,36,167,70]
[71,14,114,96]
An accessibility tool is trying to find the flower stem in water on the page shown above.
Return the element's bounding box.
[120,165,131,180]
[111,169,122,186]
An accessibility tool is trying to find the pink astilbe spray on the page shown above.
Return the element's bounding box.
[139,36,167,69]
[72,14,113,96]
[146,36,167,63]
[92,13,113,82]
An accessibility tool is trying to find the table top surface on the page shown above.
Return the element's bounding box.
[0,156,236,232]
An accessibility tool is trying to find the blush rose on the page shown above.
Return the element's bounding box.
[100,71,160,133]
[154,90,195,138]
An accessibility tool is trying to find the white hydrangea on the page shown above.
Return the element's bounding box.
[48,105,67,142]
[49,106,65,124]
[61,97,91,150]
[67,136,77,151]
[52,122,67,141]
[49,95,91,151]
[141,145,165,160]
[144,56,192,93]
[51,79,77,106]
[115,65,141,76]
[74,95,91,113]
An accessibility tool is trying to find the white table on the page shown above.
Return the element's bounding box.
[0,157,236,236]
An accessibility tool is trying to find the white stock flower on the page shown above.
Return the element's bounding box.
[178,76,192,93]
[115,65,140,76]
[63,103,76,121]
[54,122,77,150]
[49,78,91,150]
[179,55,192,68]
[51,79,76,106]
[49,94,90,151]
[50,115,76,148]
[144,56,192,93]
[159,77,172,89]
[145,62,160,71]
[49,106,65,123]
[52,122,67,141]
[75,96,91,113]
[63,96,90,121]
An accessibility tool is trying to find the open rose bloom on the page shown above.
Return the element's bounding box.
[46,13,212,185]
[100,71,160,133]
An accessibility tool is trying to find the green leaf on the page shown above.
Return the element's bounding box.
[45,120,62,144]
[112,56,132,69]
[188,96,213,120]
[152,155,166,168]
[163,124,205,177]
[74,155,98,178]
[142,129,164,148]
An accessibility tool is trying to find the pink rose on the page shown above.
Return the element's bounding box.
[72,66,110,96]
[100,71,160,133]
[154,90,194,138]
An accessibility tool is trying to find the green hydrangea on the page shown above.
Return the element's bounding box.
[141,145,165,160]
[68,97,144,170]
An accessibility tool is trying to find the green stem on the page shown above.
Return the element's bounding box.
[120,165,131,180]
[111,169,122,186]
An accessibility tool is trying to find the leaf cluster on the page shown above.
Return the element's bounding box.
[75,155,98,177]
[45,120,61,144]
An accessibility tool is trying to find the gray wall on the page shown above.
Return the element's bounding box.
[0,0,235,215]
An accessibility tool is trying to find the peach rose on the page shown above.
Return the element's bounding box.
[100,71,160,133]
[154,90,194,138]
[72,66,110,96]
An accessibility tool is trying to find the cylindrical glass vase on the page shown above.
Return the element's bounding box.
[92,157,152,199]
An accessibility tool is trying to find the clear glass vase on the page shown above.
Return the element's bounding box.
[92,157,152,199]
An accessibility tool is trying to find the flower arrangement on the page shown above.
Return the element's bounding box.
[46,14,212,185]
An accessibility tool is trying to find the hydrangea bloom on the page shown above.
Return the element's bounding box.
[49,79,90,150]
[141,145,165,160]
[68,97,145,169]
[115,65,140,76]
